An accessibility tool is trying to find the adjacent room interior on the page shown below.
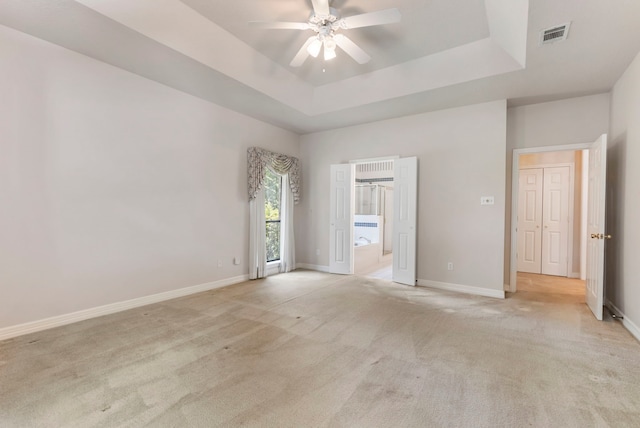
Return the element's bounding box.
[353,159,394,280]
[515,150,587,296]
[2,0,640,425]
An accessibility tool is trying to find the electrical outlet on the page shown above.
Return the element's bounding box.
[233,257,240,265]
[447,262,454,271]
[480,196,495,205]
[217,259,223,268]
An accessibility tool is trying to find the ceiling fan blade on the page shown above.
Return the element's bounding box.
[290,36,317,67]
[334,34,371,64]
[249,21,310,30]
[311,0,330,16]
[339,8,401,29]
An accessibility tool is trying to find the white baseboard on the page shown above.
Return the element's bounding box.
[296,263,330,273]
[569,272,580,279]
[606,299,640,343]
[266,264,281,276]
[417,279,505,299]
[0,274,249,341]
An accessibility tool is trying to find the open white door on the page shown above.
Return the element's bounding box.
[392,157,418,286]
[329,164,355,274]
[586,134,607,320]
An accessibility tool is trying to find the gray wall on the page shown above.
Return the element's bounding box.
[607,50,640,332]
[298,101,507,293]
[0,26,300,328]
[505,94,611,286]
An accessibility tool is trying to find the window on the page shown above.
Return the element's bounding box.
[264,169,282,262]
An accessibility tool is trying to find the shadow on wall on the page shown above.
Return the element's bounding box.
[605,134,626,308]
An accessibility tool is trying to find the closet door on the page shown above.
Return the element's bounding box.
[541,166,570,276]
[517,169,543,273]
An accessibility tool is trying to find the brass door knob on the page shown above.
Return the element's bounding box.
[590,233,613,239]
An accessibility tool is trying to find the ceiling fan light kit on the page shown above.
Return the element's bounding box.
[249,0,401,67]
[307,38,323,58]
[324,43,337,61]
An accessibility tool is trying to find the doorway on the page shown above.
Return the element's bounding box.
[509,135,608,320]
[515,151,583,290]
[511,144,589,292]
[353,160,394,279]
[329,156,417,286]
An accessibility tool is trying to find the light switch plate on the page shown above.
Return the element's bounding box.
[481,196,495,205]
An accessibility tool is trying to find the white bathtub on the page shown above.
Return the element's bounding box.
[354,241,382,275]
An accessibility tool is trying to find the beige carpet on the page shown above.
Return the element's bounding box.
[1,271,639,427]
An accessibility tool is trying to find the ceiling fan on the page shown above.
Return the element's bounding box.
[249,0,401,67]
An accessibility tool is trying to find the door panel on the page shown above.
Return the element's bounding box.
[517,169,543,273]
[392,157,417,286]
[383,189,394,253]
[586,134,607,320]
[523,231,536,262]
[541,166,570,276]
[329,164,355,274]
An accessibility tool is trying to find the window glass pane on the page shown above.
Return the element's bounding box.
[264,169,281,262]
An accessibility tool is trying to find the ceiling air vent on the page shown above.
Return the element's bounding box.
[540,22,571,45]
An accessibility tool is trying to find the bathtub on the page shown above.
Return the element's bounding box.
[354,241,382,275]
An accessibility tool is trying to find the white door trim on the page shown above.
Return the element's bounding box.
[510,143,591,293]
[349,155,400,164]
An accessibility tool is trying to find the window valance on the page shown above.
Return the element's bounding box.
[248,147,301,204]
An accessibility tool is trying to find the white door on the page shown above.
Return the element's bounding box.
[517,168,543,273]
[586,134,608,320]
[383,188,394,254]
[541,166,570,276]
[329,164,355,274]
[392,157,417,286]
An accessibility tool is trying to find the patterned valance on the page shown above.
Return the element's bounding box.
[248,147,301,204]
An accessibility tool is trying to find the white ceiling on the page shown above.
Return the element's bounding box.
[1,0,640,134]
[180,0,491,86]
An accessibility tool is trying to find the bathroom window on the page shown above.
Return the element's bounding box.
[264,169,282,262]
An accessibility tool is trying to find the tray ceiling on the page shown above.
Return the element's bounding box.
[1,0,640,134]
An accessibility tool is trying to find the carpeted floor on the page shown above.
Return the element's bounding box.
[1,271,639,427]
